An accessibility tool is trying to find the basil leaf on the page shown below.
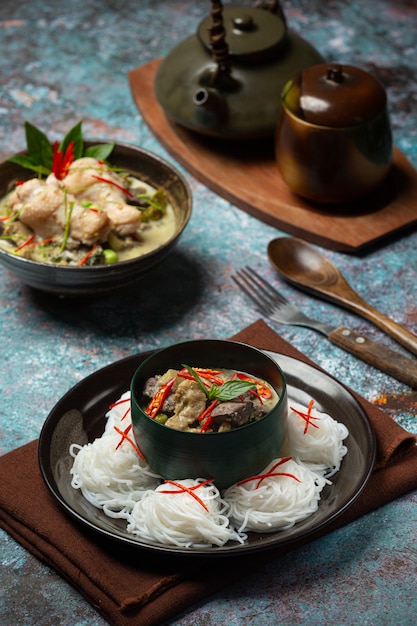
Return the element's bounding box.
[7,121,116,177]
[24,121,53,170]
[85,142,115,161]
[181,364,209,397]
[209,380,256,401]
[7,154,50,176]
[59,121,84,160]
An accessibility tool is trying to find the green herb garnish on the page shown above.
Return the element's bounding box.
[7,121,115,177]
[58,193,74,255]
[181,364,256,402]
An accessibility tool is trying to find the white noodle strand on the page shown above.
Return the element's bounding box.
[281,400,348,476]
[224,458,328,533]
[69,393,349,547]
[127,479,246,548]
[70,392,161,518]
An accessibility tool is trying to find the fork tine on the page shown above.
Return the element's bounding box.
[232,267,288,316]
[232,270,272,316]
[233,266,333,336]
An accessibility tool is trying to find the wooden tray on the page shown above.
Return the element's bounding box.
[129,59,417,253]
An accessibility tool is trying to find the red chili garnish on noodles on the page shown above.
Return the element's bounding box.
[146,376,176,418]
[120,406,131,421]
[51,140,75,180]
[15,234,35,252]
[109,397,131,420]
[78,243,98,266]
[237,457,301,489]
[159,478,214,512]
[235,373,272,399]
[290,399,319,435]
[114,424,145,460]
[91,174,134,198]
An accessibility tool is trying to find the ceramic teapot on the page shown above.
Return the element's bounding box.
[154,0,324,139]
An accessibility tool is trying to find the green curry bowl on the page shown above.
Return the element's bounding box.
[0,141,192,296]
[130,340,288,490]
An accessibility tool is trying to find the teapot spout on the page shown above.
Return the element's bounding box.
[192,87,228,131]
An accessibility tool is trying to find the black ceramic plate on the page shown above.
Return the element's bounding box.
[38,351,376,558]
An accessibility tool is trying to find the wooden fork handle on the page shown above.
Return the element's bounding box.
[328,326,417,388]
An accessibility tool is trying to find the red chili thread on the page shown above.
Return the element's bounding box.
[290,399,320,434]
[109,398,130,409]
[237,457,300,489]
[235,372,272,398]
[24,238,54,249]
[114,424,144,460]
[146,376,176,419]
[15,234,35,252]
[78,243,98,266]
[198,398,219,423]
[108,397,131,420]
[91,174,134,198]
[159,478,214,511]
[177,368,224,387]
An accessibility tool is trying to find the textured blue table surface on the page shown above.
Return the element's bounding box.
[1,1,416,624]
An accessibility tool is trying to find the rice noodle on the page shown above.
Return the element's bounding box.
[69,392,349,547]
[127,479,246,548]
[224,458,328,533]
[281,400,349,476]
[70,391,161,519]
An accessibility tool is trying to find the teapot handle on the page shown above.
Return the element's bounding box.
[207,0,288,86]
[207,1,232,84]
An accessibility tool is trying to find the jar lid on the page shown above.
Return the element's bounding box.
[282,63,388,127]
[198,7,287,62]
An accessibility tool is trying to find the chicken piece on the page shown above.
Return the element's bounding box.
[62,157,127,195]
[77,181,126,204]
[11,177,110,245]
[60,202,111,245]
[63,160,141,236]
[76,182,141,235]
[2,218,32,240]
[15,179,67,239]
[103,201,141,236]
[165,379,207,431]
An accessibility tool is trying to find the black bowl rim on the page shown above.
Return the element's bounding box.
[130,338,287,437]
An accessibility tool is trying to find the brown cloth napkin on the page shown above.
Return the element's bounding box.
[1,320,416,626]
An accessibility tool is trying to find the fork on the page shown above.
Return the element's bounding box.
[232,266,417,388]
[232,267,334,337]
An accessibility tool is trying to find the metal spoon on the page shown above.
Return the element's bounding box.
[267,236,417,356]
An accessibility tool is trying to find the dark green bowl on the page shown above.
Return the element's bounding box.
[130,340,287,490]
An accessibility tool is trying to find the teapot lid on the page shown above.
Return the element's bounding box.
[282,63,388,127]
[198,6,287,62]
